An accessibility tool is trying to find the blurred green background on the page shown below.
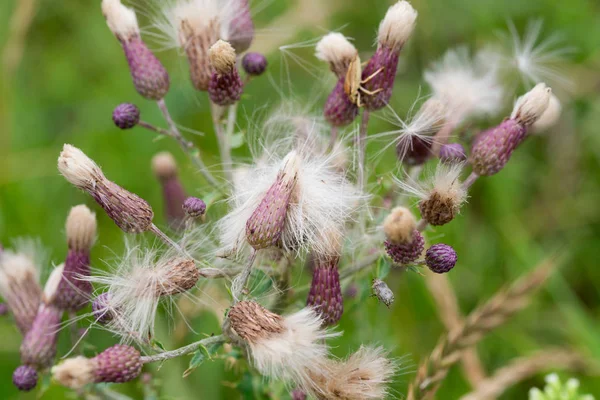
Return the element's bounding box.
[1,0,600,398]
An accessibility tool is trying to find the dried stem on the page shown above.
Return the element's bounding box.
[156,99,221,189]
[358,110,370,190]
[408,257,557,400]
[460,349,593,400]
[140,334,226,364]
[210,102,234,182]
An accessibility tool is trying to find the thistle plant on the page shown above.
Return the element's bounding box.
[1,0,585,398]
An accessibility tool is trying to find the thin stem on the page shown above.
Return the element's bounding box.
[231,250,258,302]
[210,102,234,182]
[140,334,226,364]
[462,171,479,190]
[358,110,370,190]
[340,252,381,280]
[417,218,429,232]
[138,121,172,137]
[156,99,221,189]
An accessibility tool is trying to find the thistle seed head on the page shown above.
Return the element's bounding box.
[208,40,243,105]
[156,258,200,296]
[59,144,155,233]
[417,163,467,225]
[383,207,417,245]
[101,0,139,42]
[52,344,142,389]
[470,119,528,176]
[183,197,207,218]
[425,243,457,273]
[324,77,359,127]
[112,103,140,129]
[12,365,38,392]
[307,256,343,325]
[209,40,237,76]
[532,93,561,133]
[315,32,358,78]
[511,82,552,127]
[226,301,285,344]
[439,143,467,164]
[372,279,395,307]
[242,52,268,76]
[384,230,424,264]
[66,205,97,252]
[377,1,418,53]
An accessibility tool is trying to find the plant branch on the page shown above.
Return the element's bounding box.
[340,252,381,280]
[140,334,226,364]
[210,102,234,182]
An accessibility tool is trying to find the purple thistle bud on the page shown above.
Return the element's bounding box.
[183,197,207,218]
[20,304,62,369]
[208,40,244,106]
[122,37,170,100]
[439,143,467,164]
[291,388,307,400]
[52,344,142,389]
[54,205,96,311]
[242,52,268,76]
[361,47,399,111]
[324,77,359,127]
[469,119,527,176]
[400,135,433,166]
[384,230,424,264]
[228,0,255,53]
[92,293,114,325]
[425,244,457,274]
[13,365,38,391]
[246,152,300,250]
[112,103,140,129]
[0,302,8,315]
[93,344,143,384]
[58,145,155,234]
[152,152,187,228]
[307,256,343,325]
[372,278,394,307]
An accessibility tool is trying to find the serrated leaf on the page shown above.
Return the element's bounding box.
[230,132,246,149]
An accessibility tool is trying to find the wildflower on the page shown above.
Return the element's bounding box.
[372,279,395,307]
[155,0,252,91]
[242,52,268,76]
[182,197,207,219]
[12,365,38,392]
[0,241,43,335]
[223,301,336,392]
[19,265,64,378]
[361,1,418,111]
[58,144,155,234]
[424,47,505,126]
[87,242,199,341]
[112,103,140,129]
[396,162,468,226]
[52,344,142,389]
[531,93,561,133]
[101,0,170,100]
[307,254,343,325]
[471,83,552,176]
[439,143,467,163]
[208,40,244,106]
[152,152,187,228]
[218,135,364,258]
[425,244,457,273]
[385,230,424,264]
[383,206,416,245]
[53,205,97,311]
[315,32,358,79]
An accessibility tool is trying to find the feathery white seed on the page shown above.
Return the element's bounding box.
[101,0,139,41]
[315,32,358,77]
[51,357,95,389]
[531,93,562,133]
[58,144,105,191]
[377,1,418,52]
[511,82,552,126]
[66,205,97,252]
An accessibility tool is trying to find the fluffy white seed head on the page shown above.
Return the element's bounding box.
[151,151,178,180]
[531,93,561,133]
[43,264,65,304]
[315,32,358,78]
[209,40,237,75]
[0,243,41,293]
[383,207,416,244]
[377,1,418,52]
[511,82,552,126]
[66,205,97,252]
[51,356,95,389]
[101,0,139,41]
[58,144,106,191]
[425,47,505,125]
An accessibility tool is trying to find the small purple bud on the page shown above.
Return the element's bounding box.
[425,244,457,274]
[439,143,467,163]
[307,256,343,325]
[324,77,359,127]
[13,365,38,391]
[242,52,268,76]
[92,293,114,325]
[470,119,527,176]
[183,197,206,218]
[112,103,140,129]
[0,302,8,316]
[384,230,424,265]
